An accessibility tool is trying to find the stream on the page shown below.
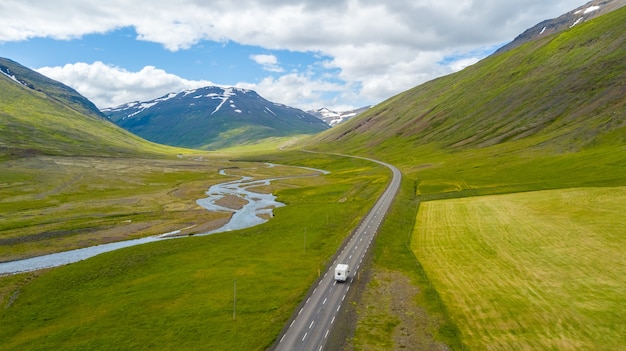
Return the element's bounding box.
[0,164,328,276]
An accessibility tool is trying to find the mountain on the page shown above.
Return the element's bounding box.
[308,106,371,127]
[0,58,175,159]
[102,87,330,149]
[0,57,107,121]
[496,0,626,54]
[314,5,625,155]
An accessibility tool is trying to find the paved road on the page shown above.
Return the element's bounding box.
[273,154,401,351]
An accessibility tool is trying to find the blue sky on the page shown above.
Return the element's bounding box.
[0,0,587,110]
[1,27,330,86]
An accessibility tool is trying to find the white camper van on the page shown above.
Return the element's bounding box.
[334,264,349,282]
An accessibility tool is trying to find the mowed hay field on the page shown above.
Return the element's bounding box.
[411,186,626,350]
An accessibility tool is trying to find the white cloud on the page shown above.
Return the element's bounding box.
[250,54,284,72]
[448,57,480,72]
[37,62,216,107]
[37,61,348,111]
[4,0,585,110]
[236,73,348,111]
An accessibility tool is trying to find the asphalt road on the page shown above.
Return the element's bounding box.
[273,154,402,351]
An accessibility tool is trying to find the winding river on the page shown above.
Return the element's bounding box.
[0,164,328,276]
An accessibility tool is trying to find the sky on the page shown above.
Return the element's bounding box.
[0,0,586,111]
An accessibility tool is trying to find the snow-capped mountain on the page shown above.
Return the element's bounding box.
[308,106,371,127]
[496,0,625,54]
[102,86,329,149]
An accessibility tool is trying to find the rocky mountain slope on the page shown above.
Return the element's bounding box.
[308,106,370,127]
[103,86,329,149]
[496,0,626,54]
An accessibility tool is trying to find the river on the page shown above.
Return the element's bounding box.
[0,164,328,276]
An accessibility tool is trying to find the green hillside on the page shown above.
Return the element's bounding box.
[315,6,625,159]
[0,58,106,121]
[0,69,181,160]
[307,7,626,350]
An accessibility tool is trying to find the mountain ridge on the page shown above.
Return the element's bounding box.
[496,0,626,54]
[103,86,329,150]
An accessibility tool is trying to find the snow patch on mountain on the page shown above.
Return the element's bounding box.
[265,107,276,116]
[308,106,371,126]
[0,68,25,86]
[572,5,601,26]
[158,92,178,101]
[210,87,240,115]
[495,0,626,55]
[102,86,261,118]
[584,5,601,13]
[101,85,329,149]
[570,17,584,27]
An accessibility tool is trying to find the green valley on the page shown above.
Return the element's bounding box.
[0,55,391,349]
[1,4,625,351]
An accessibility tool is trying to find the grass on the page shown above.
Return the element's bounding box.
[0,151,390,350]
[0,57,104,121]
[411,187,626,350]
[345,137,625,350]
[350,178,463,350]
[0,155,236,261]
[0,69,190,160]
[344,141,625,350]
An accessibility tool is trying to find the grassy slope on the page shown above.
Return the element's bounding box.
[314,6,625,157]
[0,73,183,159]
[0,57,106,121]
[306,7,626,350]
[0,151,389,350]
